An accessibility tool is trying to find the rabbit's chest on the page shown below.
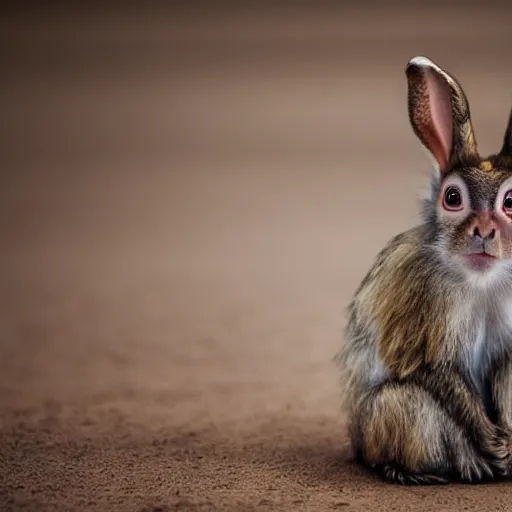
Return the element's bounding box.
[460,298,512,396]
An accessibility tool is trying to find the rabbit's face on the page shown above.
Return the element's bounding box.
[404,56,512,279]
[434,159,512,274]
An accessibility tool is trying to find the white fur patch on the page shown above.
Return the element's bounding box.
[408,56,442,72]
[457,266,512,395]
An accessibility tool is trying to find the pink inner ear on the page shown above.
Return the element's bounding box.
[424,69,453,170]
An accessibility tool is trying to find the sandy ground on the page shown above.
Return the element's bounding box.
[1,2,512,510]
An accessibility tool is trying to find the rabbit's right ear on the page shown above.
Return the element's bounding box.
[405,56,479,173]
[499,108,512,157]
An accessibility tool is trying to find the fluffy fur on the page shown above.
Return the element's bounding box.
[337,56,512,485]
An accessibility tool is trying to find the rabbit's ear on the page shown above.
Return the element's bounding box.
[406,56,479,173]
[499,108,512,157]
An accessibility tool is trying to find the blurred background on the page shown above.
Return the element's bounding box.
[2,2,512,510]
[1,0,512,461]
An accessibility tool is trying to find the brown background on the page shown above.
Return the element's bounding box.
[1,2,512,510]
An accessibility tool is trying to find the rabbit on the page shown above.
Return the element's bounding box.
[336,55,512,485]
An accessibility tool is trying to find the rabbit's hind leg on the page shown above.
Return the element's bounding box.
[351,382,495,485]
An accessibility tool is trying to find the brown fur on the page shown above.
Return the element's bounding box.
[492,359,512,430]
[370,231,453,378]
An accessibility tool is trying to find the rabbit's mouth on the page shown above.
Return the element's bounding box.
[462,252,497,271]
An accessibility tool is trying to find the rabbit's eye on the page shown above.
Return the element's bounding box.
[443,186,463,210]
[503,191,512,213]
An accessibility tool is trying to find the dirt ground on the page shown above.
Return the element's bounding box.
[1,2,512,511]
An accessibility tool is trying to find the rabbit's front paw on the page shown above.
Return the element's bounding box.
[487,427,512,477]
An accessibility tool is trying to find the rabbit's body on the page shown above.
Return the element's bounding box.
[341,223,512,484]
[338,57,512,484]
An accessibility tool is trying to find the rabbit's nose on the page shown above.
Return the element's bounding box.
[472,226,496,240]
[468,214,498,240]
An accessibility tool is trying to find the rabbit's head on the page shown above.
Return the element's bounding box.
[406,56,512,278]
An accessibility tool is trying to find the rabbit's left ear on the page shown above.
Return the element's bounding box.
[499,108,512,157]
[406,56,479,173]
